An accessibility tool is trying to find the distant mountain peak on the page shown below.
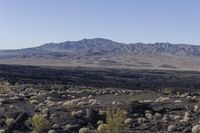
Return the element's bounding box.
[1,38,200,70]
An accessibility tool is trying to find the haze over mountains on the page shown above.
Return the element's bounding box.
[1,38,200,70]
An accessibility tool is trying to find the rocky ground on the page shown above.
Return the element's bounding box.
[0,83,200,133]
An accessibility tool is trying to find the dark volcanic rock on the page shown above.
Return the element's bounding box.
[86,109,99,127]
[127,102,153,117]
[7,112,30,132]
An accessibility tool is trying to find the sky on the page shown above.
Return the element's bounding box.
[0,0,200,49]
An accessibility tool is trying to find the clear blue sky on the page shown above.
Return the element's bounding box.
[0,0,200,49]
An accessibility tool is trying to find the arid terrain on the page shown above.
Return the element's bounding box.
[1,36,200,133]
[1,0,199,132]
[2,38,200,71]
[0,65,200,133]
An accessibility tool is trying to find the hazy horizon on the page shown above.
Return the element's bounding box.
[1,0,200,49]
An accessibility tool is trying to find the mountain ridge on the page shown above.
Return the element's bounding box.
[1,38,200,70]
[2,38,200,56]
[35,38,200,57]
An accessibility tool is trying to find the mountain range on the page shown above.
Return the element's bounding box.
[1,38,200,70]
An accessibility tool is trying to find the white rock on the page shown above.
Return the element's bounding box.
[52,123,59,129]
[0,129,6,133]
[154,113,162,118]
[97,124,108,132]
[30,99,39,104]
[192,125,200,133]
[71,110,83,118]
[182,112,191,123]
[30,96,37,100]
[174,115,181,120]
[124,118,133,125]
[97,120,104,125]
[174,100,182,103]
[155,97,170,102]
[79,127,90,133]
[47,101,55,107]
[194,105,199,112]
[5,118,14,126]
[0,98,6,103]
[36,103,44,108]
[117,102,122,105]
[48,130,55,133]
[58,101,63,105]
[114,93,119,96]
[63,99,80,107]
[90,99,101,105]
[9,105,14,109]
[47,97,52,100]
[129,93,134,96]
[77,101,87,106]
[112,101,116,105]
[81,97,87,100]
[180,93,189,98]
[145,113,153,119]
[87,95,93,99]
[192,96,197,100]
[99,110,106,115]
[168,125,176,132]
[139,100,152,103]
[10,96,20,100]
[138,117,146,123]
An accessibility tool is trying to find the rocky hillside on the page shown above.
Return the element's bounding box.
[1,38,200,70]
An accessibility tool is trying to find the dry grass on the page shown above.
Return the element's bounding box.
[99,108,127,133]
[31,114,50,133]
[0,81,12,93]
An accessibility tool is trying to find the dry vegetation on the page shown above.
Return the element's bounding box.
[31,114,50,133]
[0,65,199,132]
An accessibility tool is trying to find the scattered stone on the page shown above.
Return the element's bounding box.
[194,104,199,112]
[0,99,6,104]
[125,118,133,127]
[174,100,182,103]
[64,124,80,132]
[5,118,14,126]
[79,127,90,133]
[138,118,146,123]
[97,120,104,125]
[168,125,176,132]
[0,129,6,133]
[77,101,87,106]
[139,100,152,103]
[71,110,83,118]
[98,124,108,132]
[155,97,170,102]
[48,130,55,133]
[192,125,200,133]
[30,99,39,104]
[52,123,59,129]
[182,111,191,122]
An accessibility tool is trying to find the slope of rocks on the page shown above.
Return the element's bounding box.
[0,84,200,133]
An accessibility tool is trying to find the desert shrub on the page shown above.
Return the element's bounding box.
[13,82,22,90]
[31,114,50,132]
[196,95,200,102]
[0,81,12,93]
[161,88,176,95]
[99,108,127,133]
